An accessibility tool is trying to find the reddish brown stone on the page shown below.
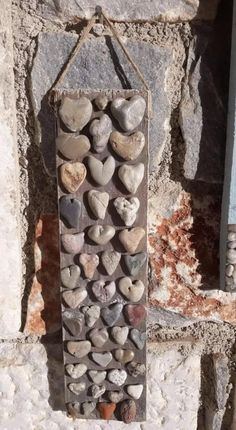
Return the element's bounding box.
[125,304,146,327]
[98,402,116,420]
[120,399,136,423]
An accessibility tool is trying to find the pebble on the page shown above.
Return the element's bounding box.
[89,327,109,347]
[226,276,233,286]
[228,232,236,241]
[91,384,106,399]
[79,253,99,279]
[101,250,121,275]
[114,197,140,226]
[87,155,115,185]
[108,391,123,403]
[60,196,81,229]
[94,94,108,110]
[110,130,145,161]
[111,326,129,345]
[67,340,91,358]
[130,329,146,349]
[81,402,96,417]
[127,384,143,400]
[59,96,93,132]
[66,363,87,379]
[118,163,144,194]
[119,227,145,253]
[88,189,109,219]
[60,161,87,193]
[61,232,84,254]
[101,303,123,326]
[88,370,107,384]
[92,352,113,367]
[226,264,234,277]
[81,305,100,327]
[92,280,116,303]
[228,241,236,249]
[118,278,144,302]
[68,382,86,395]
[98,402,116,420]
[111,95,146,132]
[61,265,81,289]
[62,288,87,309]
[127,361,146,378]
[120,399,137,423]
[57,133,90,160]
[88,224,115,245]
[114,349,135,364]
[63,310,84,336]
[89,113,112,153]
[125,304,146,327]
[67,402,80,418]
[226,249,236,264]
[124,253,147,276]
[108,369,127,386]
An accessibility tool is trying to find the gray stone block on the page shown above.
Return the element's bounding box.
[31,32,172,175]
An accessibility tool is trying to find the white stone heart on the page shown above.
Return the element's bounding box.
[111,95,146,132]
[108,369,127,386]
[66,363,87,379]
[89,327,109,347]
[62,288,87,308]
[101,250,121,275]
[88,155,115,185]
[127,384,143,400]
[114,197,140,226]
[88,189,109,219]
[118,163,144,194]
[88,370,107,384]
[118,277,144,302]
[61,265,81,289]
[68,382,86,395]
[67,340,91,358]
[111,326,129,345]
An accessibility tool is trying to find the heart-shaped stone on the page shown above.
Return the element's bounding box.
[125,304,146,327]
[61,232,84,254]
[67,340,91,358]
[67,402,80,418]
[88,370,107,384]
[101,303,123,326]
[118,163,144,194]
[124,253,147,276]
[108,391,124,403]
[91,384,106,399]
[60,196,81,228]
[57,133,91,160]
[118,277,144,302]
[61,265,80,289]
[127,384,143,400]
[89,327,109,347]
[113,349,135,364]
[108,369,127,386]
[127,361,146,378]
[81,402,96,417]
[98,402,116,420]
[120,399,137,423]
[66,363,87,379]
[114,197,140,226]
[81,305,100,327]
[101,250,121,275]
[110,131,145,161]
[88,190,109,219]
[62,288,87,309]
[87,155,115,185]
[59,96,93,132]
[92,352,113,367]
[111,95,146,132]
[63,309,84,336]
[89,113,112,153]
[88,225,115,245]
[68,382,86,395]
[94,94,108,110]
[111,326,129,345]
[92,280,116,303]
[130,329,146,350]
[60,161,87,193]
[119,228,145,253]
[79,253,99,279]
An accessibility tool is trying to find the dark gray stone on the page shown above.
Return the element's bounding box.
[124,253,147,276]
[101,303,123,326]
[59,196,81,229]
[62,309,84,336]
[31,33,172,175]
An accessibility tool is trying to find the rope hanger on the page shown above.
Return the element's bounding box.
[49,7,152,116]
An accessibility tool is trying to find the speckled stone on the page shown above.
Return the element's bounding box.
[59,196,81,228]
[61,232,84,254]
[118,163,144,194]
[101,250,121,275]
[91,352,113,367]
[101,303,123,326]
[127,361,146,378]
[61,265,80,289]
[110,130,145,160]
[114,197,140,226]
[108,369,127,386]
[68,382,86,395]
[91,384,106,399]
[98,402,116,420]
[88,224,115,245]
[57,133,90,160]
[125,304,146,327]
[67,340,91,358]
[81,305,100,327]
[63,309,84,336]
[88,370,107,384]
[89,113,112,153]
[119,227,145,253]
[60,161,87,193]
[87,155,115,185]
[88,189,109,219]
[130,328,146,349]
[79,253,99,279]
[124,253,147,276]
[113,348,135,364]
[111,95,146,132]
[111,326,129,345]
[62,288,87,308]
[118,277,144,302]
[66,363,87,379]
[89,327,109,347]
[120,399,137,423]
[127,384,143,400]
[92,280,116,303]
[59,96,92,132]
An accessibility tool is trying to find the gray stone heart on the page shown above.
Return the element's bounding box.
[108,369,127,386]
[124,253,147,276]
[79,253,99,279]
[130,329,146,350]
[67,340,91,358]
[127,384,143,400]
[92,280,116,303]
[88,189,109,219]
[94,94,108,110]
[59,96,93,132]
[91,384,106,399]
[109,130,145,160]
[62,288,87,308]
[88,225,115,245]
[60,196,81,229]
[113,348,135,364]
[60,161,87,193]
[91,352,113,367]
[101,250,121,275]
[57,133,91,160]
[61,232,84,254]
[118,277,144,302]
[81,402,96,417]
[118,163,144,194]
[111,95,146,132]
[87,155,115,185]
[68,382,86,395]
[101,303,123,326]
[119,227,145,253]
[108,391,124,403]
[89,113,112,153]
[63,309,84,336]
[111,326,129,345]
[66,363,87,379]
[81,305,100,327]
[61,265,80,289]
[89,327,109,347]
[114,197,140,226]
[88,370,107,384]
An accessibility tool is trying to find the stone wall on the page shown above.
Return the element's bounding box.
[0,0,236,428]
